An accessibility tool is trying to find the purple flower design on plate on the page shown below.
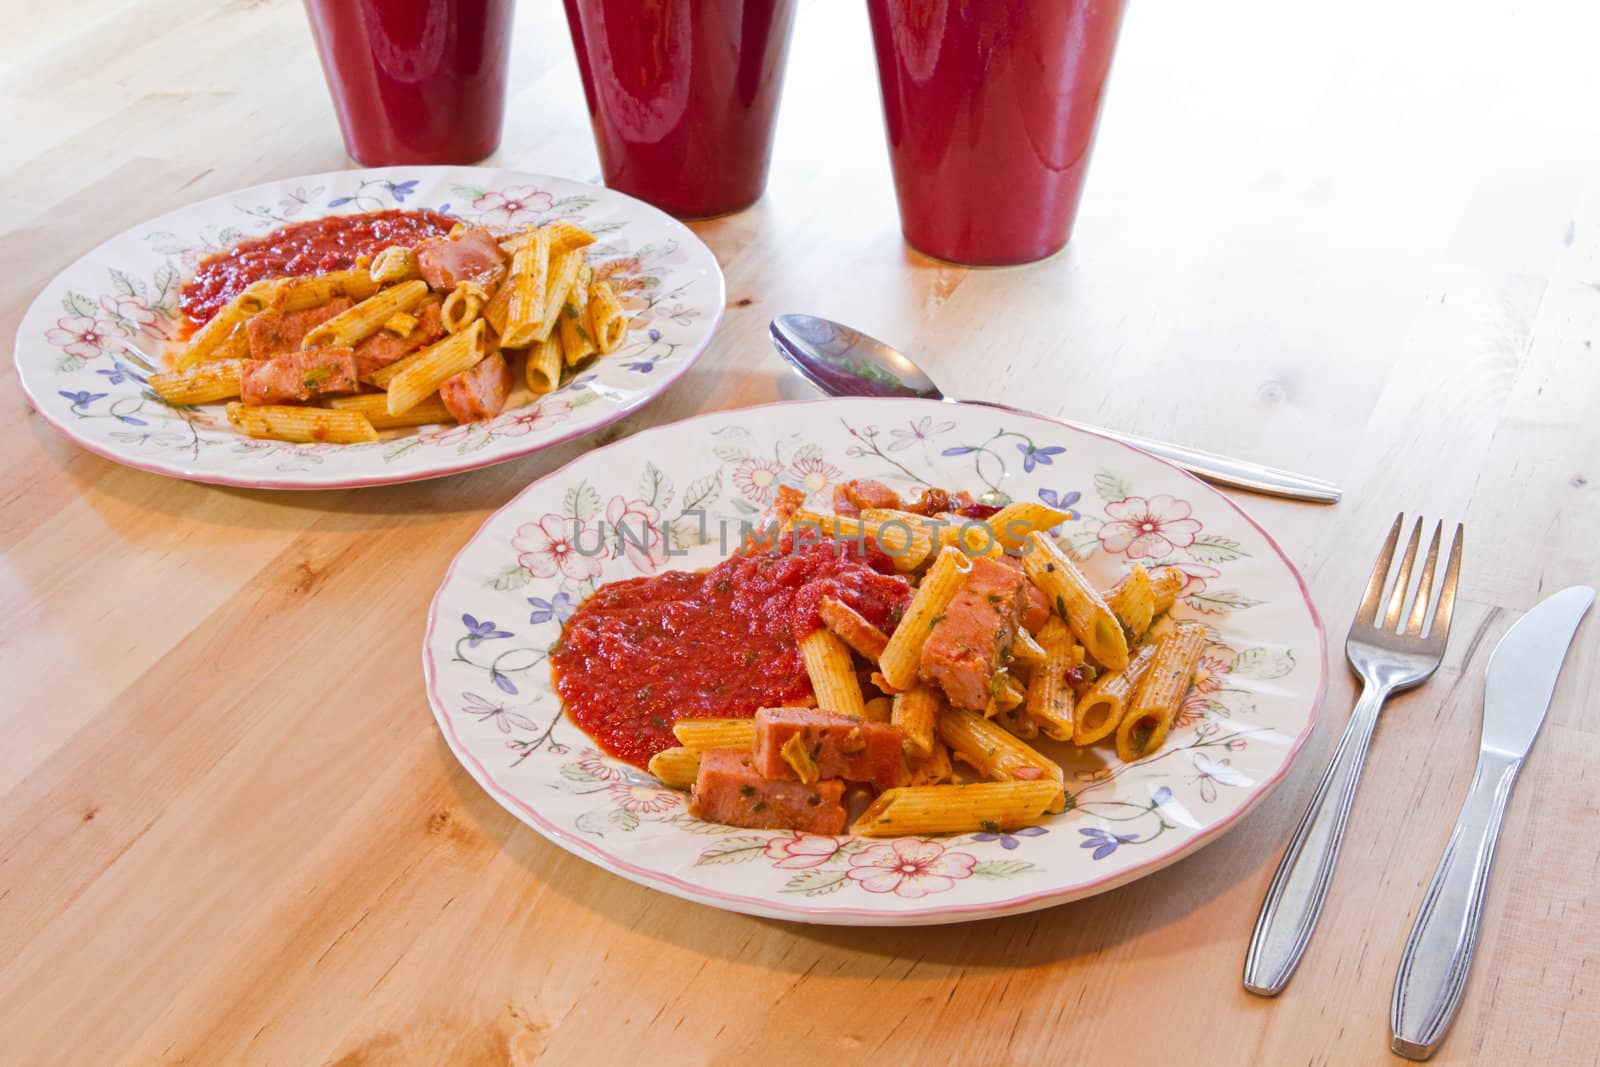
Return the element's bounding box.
[60,390,107,408]
[1018,441,1066,473]
[1079,827,1139,860]
[388,179,419,203]
[971,825,1048,850]
[1037,488,1081,521]
[527,592,577,625]
[888,416,956,452]
[96,361,147,386]
[648,328,661,342]
[461,692,537,734]
[463,613,513,646]
[565,374,598,392]
[622,361,654,374]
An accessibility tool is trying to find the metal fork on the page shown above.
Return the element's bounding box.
[1244,514,1464,996]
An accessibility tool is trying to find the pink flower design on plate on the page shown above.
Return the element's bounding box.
[1193,653,1229,695]
[608,783,681,815]
[473,186,553,230]
[606,495,667,572]
[846,839,977,898]
[513,513,604,581]
[1097,495,1203,559]
[576,749,628,782]
[732,458,783,503]
[789,455,841,494]
[98,294,167,339]
[1168,561,1221,596]
[763,834,844,870]
[46,316,120,360]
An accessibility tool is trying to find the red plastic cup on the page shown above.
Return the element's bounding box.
[561,0,798,219]
[303,0,513,166]
[866,0,1127,265]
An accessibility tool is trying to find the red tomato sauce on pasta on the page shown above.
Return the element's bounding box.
[551,535,912,768]
[178,209,455,326]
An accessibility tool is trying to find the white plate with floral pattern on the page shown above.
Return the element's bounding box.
[424,398,1326,925]
[13,167,724,489]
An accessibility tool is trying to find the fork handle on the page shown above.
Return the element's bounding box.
[1390,750,1521,1060]
[1243,679,1389,995]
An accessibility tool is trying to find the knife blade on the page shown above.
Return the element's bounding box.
[1390,585,1594,1060]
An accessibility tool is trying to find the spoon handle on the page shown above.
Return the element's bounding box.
[963,400,1341,504]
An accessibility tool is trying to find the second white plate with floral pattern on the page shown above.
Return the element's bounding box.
[13,166,724,489]
[424,398,1326,925]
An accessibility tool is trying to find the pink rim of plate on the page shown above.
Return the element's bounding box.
[423,397,1330,924]
[13,166,726,490]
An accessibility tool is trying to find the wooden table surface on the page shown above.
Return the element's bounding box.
[5,1,1598,1064]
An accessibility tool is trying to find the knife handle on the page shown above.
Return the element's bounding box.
[1390,750,1521,1060]
[1243,679,1387,995]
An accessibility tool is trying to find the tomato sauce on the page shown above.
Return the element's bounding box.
[178,209,455,326]
[552,535,912,768]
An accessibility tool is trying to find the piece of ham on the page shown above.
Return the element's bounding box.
[240,348,360,405]
[752,707,908,789]
[832,478,901,517]
[689,748,847,834]
[919,556,1028,710]
[244,298,352,360]
[354,301,446,379]
[438,351,511,423]
[415,227,505,291]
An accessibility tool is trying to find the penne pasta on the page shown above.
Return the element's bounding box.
[440,280,491,335]
[938,707,1065,807]
[149,359,242,405]
[672,718,756,751]
[891,684,943,759]
[799,628,866,719]
[1022,532,1130,670]
[647,746,701,790]
[225,402,377,444]
[1105,563,1157,639]
[303,279,430,349]
[369,246,420,285]
[1116,622,1207,761]
[905,740,954,786]
[172,303,245,371]
[1025,617,1082,741]
[558,278,596,367]
[524,333,564,394]
[863,696,894,723]
[1150,566,1187,615]
[878,547,971,689]
[538,248,586,344]
[501,228,550,347]
[482,275,513,337]
[382,310,419,338]
[1074,642,1157,745]
[386,319,485,415]
[586,280,627,354]
[324,392,455,429]
[499,220,596,258]
[986,501,1072,552]
[793,509,931,572]
[275,270,379,312]
[853,780,1061,837]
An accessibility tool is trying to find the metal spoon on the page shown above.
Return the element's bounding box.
[769,314,1341,504]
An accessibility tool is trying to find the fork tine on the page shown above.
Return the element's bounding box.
[1382,518,1425,631]
[1404,522,1444,636]
[113,336,159,373]
[1359,514,1404,626]
[1429,524,1465,640]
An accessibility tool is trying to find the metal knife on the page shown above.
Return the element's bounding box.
[1390,585,1595,1060]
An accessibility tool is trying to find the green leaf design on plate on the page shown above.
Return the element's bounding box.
[608,808,640,832]
[682,471,721,511]
[561,762,601,783]
[780,869,849,896]
[61,291,96,318]
[639,462,673,510]
[489,564,535,591]
[1230,647,1294,680]
[1186,534,1250,564]
[1184,590,1265,614]
[1094,470,1132,502]
[972,860,1038,879]
[564,481,602,522]
[695,836,769,865]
